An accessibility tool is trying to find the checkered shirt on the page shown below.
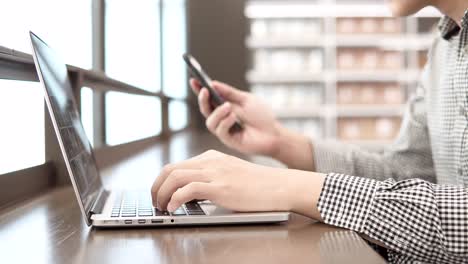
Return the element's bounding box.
[314,11,468,264]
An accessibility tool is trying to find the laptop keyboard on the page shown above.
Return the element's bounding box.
[110,192,205,217]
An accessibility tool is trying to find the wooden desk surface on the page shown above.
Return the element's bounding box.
[0,132,385,264]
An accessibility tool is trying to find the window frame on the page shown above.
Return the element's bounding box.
[0,0,194,209]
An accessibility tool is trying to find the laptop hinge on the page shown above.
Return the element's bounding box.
[90,189,110,215]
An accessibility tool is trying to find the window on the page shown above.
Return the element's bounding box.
[169,100,188,131]
[162,0,189,133]
[0,0,193,207]
[105,0,161,92]
[0,80,45,174]
[0,0,92,69]
[105,92,162,146]
[162,0,188,98]
[80,87,94,146]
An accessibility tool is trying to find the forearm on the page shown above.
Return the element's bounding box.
[285,170,325,220]
[271,124,316,171]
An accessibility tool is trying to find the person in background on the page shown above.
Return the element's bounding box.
[152,0,468,263]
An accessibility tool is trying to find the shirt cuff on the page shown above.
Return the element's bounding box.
[317,173,378,232]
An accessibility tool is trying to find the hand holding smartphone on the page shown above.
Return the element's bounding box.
[183,53,243,133]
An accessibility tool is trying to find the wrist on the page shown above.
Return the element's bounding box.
[287,171,326,220]
[268,121,287,158]
[270,124,316,171]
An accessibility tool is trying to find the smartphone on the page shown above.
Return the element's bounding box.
[183,53,243,133]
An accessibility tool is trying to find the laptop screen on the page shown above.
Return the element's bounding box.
[30,32,102,220]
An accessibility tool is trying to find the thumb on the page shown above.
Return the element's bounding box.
[212,81,246,104]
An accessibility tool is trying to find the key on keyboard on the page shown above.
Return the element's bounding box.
[110,192,205,217]
[184,202,205,216]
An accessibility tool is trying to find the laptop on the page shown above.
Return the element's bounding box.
[29,32,289,227]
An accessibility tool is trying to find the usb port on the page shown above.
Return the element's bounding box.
[151,219,163,224]
[124,220,132,224]
[138,219,146,224]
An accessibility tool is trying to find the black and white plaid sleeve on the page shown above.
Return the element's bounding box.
[311,91,436,184]
[318,173,468,263]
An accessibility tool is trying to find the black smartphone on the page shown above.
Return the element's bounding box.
[183,53,243,133]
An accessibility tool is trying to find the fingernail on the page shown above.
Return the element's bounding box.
[167,203,176,212]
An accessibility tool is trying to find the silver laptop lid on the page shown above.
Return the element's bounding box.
[30,32,103,226]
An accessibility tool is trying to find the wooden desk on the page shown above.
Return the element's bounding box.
[0,132,385,264]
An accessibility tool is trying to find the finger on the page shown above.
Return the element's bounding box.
[198,88,212,118]
[167,182,215,212]
[156,169,210,210]
[205,102,232,133]
[151,158,204,207]
[151,151,221,207]
[190,78,202,95]
[212,81,247,104]
[216,112,238,139]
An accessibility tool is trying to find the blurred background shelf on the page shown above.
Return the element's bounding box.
[335,70,421,82]
[245,0,440,146]
[247,34,434,49]
[336,105,405,117]
[273,105,405,118]
[245,3,441,18]
[274,107,324,119]
[247,70,421,83]
[247,71,326,83]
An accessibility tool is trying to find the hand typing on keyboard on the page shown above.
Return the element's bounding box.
[150,150,325,220]
[111,192,205,217]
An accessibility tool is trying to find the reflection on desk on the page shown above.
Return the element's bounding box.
[0,132,385,264]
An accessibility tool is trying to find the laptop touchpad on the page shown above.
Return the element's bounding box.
[199,201,233,216]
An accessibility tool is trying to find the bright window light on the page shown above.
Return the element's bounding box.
[169,101,188,131]
[105,0,161,92]
[162,0,188,98]
[105,92,162,146]
[0,0,92,69]
[0,80,45,174]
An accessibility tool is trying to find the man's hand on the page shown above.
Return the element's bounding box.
[151,150,325,220]
[191,79,283,157]
[191,79,317,171]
